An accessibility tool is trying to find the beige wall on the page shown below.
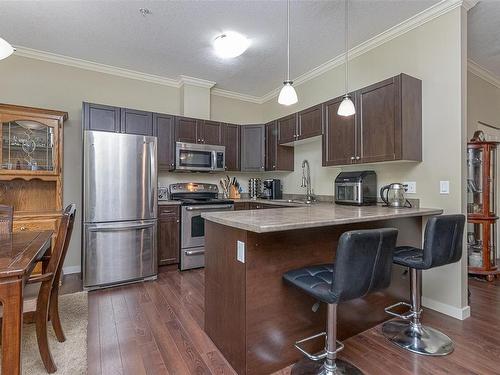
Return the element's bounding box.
[261,8,468,318]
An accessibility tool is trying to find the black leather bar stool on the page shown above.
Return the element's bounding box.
[382,214,465,356]
[283,228,398,375]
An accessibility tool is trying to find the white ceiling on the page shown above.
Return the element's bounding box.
[0,0,441,96]
[468,0,500,79]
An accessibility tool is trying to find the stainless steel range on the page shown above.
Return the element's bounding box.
[169,183,233,270]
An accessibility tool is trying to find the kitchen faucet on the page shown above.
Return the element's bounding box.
[301,159,315,203]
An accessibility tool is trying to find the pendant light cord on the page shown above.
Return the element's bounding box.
[287,0,290,82]
[345,0,349,95]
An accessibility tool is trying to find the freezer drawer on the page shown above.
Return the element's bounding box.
[83,220,157,289]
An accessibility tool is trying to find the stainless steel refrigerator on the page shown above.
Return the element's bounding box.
[83,130,157,289]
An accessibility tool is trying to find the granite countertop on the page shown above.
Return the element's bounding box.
[202,203,443,233]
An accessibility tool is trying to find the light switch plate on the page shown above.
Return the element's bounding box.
[440,181,450,194]
[404,181,416,194]
[237,240,245,263]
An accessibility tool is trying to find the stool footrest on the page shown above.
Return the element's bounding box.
[294,332,344,361]
[385,301,416,320]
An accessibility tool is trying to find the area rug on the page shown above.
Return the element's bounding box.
[18,291,87,375]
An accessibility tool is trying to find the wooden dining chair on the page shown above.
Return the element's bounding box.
[0,204,76,373]
[0,204,13,235]
[48,204,76,343]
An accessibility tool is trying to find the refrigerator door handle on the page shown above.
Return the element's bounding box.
[87,222,154,232]
[148,140,157,217]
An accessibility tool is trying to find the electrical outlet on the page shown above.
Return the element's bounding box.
[440,181,450,194]
[237,240,245,263]
[404,181,416,194]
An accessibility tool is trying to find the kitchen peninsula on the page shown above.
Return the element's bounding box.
[202,203,442,375]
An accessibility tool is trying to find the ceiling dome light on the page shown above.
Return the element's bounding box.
[278,81,298,106]
[213,32,250,58]
[0,37,15,60]
[337,95,356,116]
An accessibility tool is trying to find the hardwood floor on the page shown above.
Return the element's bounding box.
[87,268,500,375]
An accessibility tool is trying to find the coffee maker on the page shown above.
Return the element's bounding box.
[261,179,282,200]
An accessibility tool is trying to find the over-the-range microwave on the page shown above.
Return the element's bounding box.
[175,142,225,172]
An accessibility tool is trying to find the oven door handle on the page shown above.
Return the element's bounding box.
[185,204,233,211]
[185,249,205,256]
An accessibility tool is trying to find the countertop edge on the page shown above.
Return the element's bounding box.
[203,208,444,233]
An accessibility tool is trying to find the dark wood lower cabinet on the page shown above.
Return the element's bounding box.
[157,206,180,266]
[234,202,249,210]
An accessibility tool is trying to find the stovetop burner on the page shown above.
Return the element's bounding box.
[168,182,233,206]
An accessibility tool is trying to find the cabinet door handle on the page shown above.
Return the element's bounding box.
[356,156,361,160]
[20,226,27,231]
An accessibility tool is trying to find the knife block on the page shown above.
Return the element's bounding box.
[229,185,241,199]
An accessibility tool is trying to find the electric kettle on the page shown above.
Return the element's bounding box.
[380,183,412,208]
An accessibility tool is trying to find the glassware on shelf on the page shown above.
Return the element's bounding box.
[1,120,55,172]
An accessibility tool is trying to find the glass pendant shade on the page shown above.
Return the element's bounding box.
[278,81,298,106]
[337,95,356,116]
[0,37,14,60]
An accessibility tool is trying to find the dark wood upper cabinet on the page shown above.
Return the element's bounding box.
[157,206,180,266]
[222,123,240,171]
[154,113,175,171]
[120,108,153,136]
[298,104,323,140]
[200,120,222,145]
[175,116,199,144]
[277,114,298,144]
[83,102,120,132]
[266,121,293,171]
[357,74,421,163]
[240,124,265,172]
[322,73,422,166]
[322,95,357,166]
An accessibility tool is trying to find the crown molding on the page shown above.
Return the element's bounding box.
[462,0,479,11]
[260,0,468,103]
[211,88,263,104]
[13,46,181,87]
[467,59,500,89]
[12,0,471,105]
[178,75,216,89]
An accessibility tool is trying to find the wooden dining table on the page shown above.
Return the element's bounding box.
[0,230,52,375]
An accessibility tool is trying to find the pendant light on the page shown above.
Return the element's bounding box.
[278,0,298,106]
[0,37,15,60]
[338,0,355,116]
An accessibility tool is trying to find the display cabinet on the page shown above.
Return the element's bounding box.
[0,103,67,273]
[467,135,499,281]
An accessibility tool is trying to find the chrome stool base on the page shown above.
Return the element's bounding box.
[291,358,363,375]
[382,320,454,356]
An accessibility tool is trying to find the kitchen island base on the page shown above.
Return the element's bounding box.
[204,217,423,375]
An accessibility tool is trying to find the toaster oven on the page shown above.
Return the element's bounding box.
[335,171,377,206]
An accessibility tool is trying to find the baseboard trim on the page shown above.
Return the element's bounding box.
[422,297,471,320]
[63,265,81,275]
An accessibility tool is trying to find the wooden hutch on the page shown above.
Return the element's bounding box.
[0,104,67,268]
[467,131,499,281]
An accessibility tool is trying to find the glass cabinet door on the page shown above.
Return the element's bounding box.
[467,147,484,215]
[1,119,57,173]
